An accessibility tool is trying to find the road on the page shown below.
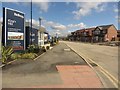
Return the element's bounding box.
[2,43,87,88]
[63,41,118,84]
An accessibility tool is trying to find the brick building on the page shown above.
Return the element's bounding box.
[70,28,95,42]
[69,24,118,43]
[92,24,117,42]
[81,28,95,42]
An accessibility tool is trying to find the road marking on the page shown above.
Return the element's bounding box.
[34,47,54,61]
[65,42,118,88]
[0,60,16,68]
[100,70,118,88]
[34,53,45,61]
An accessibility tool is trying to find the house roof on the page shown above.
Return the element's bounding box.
[85,27,95,31]
[76,29,85,33]
[97,24,113,30]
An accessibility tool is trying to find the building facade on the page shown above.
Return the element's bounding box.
[25,26,38,49]
[69,24,118,43]
[92,24,117,42]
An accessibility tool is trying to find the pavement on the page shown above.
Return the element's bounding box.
[2,42,103,88]
[62,41,118,88]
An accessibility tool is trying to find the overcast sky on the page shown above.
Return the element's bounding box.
[1,1,119,36]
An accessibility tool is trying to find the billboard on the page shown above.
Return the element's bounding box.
[3,7,25,51]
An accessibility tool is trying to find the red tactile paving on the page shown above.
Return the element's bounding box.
[30,65,103,88]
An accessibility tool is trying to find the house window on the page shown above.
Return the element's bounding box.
[94,29,100,35]
[83,32,86,36]
[102,29,107,34]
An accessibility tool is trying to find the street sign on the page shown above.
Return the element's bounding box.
[3,7,25,51]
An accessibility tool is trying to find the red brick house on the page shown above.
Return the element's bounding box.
[69,24,117,43]
[82,27,95,42]
[92,24,117,42]
[70,28,95,42]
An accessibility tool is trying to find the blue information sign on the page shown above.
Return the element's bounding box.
[4,8,25,51]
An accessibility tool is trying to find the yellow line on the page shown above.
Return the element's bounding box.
[65,42,118,88]
[100,70,118,88]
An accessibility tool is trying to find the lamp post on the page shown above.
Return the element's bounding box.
[39,17,42,47]
[30,0,32,45]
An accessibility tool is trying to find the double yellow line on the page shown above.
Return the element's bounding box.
[66,42,118,88]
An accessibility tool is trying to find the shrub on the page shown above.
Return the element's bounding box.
[27,45,40,53]
[21,53,38,59]
[10,53,21,60]
[27,45,35,53]
[1,46,13,63]
[34,47,40,53]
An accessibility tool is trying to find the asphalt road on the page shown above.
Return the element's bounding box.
[2,42,87,88]
[63,41,118,84]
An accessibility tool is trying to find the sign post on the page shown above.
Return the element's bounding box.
[3,7,25,51]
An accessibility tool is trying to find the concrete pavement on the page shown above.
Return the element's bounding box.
[2,42,103,88]
[62,41,118,88]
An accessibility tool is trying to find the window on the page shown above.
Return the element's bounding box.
[94,29,100,35]
[102,29,107,34]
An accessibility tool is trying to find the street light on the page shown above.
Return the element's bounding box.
[39,17,42,47]
[30,0,32,45]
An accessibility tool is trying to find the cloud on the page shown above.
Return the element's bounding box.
[51,25,67,30]
[26,19,86,36]
[26,19,39,28]
[26,19,39,25]
[43,20,86,30]
[42,20,67,31]
[34,2,49,12]
[2,1,50,13]
[72,2,107,20]
[114,8,118,13]
[42,20,56,27]
[67,22,86,29]
[44,20,86,36]
[115,15,120,23]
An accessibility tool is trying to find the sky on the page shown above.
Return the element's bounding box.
[0,1,119,37]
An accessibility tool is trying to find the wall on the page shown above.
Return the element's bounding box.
[107,26,117,41]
